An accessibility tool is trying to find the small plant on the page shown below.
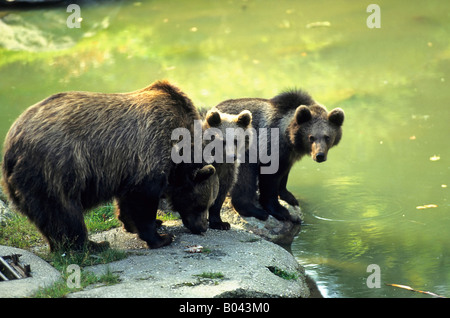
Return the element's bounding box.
[201,247,212,254]
[267,266,299,280]
[194,272,225,280]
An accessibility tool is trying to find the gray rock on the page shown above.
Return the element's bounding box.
[0,199,14,226]
[68,226,310,298]
[159,197,303,246]
[0,196,312,298]
[220,199,303,246]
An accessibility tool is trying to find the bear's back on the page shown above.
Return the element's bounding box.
[2,81,200,203]
[6,81,198,154]
[216,98,271,130]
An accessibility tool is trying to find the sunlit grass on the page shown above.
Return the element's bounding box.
[32,267,120,298]
[84,203,120,233]
[0,203,120,249]
[0,212,44,249]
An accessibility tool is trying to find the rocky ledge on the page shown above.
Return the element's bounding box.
[1,197,317,298]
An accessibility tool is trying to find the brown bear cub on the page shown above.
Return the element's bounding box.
[201,108,253,230]
[215,89,344,222]
[1,80,219,252]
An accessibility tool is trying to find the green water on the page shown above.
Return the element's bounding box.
[0,0,449,298]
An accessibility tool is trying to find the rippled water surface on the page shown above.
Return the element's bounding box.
[0,0,449,297]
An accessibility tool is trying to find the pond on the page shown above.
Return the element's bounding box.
[0,0,449,298]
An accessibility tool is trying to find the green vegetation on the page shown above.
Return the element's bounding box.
[194,272,225,280]
[1,203,127,297]
[157,210,180,222]
[84,203,120,233]
[33,266,120,298]
[190,272,225,287]
[267,266,299,281]
[0,213,44,249]
[46,247,126,270]
[0,203,120,249]
[31,234,126,298]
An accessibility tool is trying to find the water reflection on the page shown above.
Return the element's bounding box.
[310,177,403,223]
[0,13,74,52]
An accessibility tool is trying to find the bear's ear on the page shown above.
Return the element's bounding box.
[236,110,252,128]
[295,105,312,125]
[328,108,345,127]
[192,164,216,183]
[206,111,221,127]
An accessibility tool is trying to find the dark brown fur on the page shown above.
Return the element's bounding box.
[1,80,219,251]
[216,89,344,221]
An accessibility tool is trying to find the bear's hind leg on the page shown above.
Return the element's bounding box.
[258,173,300,223]
[28,200,90,252]
[115,200,138,234]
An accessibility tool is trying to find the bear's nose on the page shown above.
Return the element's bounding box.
[315,153,326,163]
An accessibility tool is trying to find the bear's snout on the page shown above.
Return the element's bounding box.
[182,214,208,234]
[315,152,327,163]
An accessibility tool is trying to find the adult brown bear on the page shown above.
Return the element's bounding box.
[1,80,219,252]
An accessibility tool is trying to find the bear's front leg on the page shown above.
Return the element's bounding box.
[278,189,299,206]
[116,193,173,249]
[138,221,173,249]
[258,174,291,221]
[208,184,231,230]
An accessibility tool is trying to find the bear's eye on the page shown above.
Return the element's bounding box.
[309,135,315,143]
[324,135,330,143]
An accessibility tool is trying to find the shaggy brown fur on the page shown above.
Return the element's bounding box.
[1,80,219,251]
[216,89,344,222]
